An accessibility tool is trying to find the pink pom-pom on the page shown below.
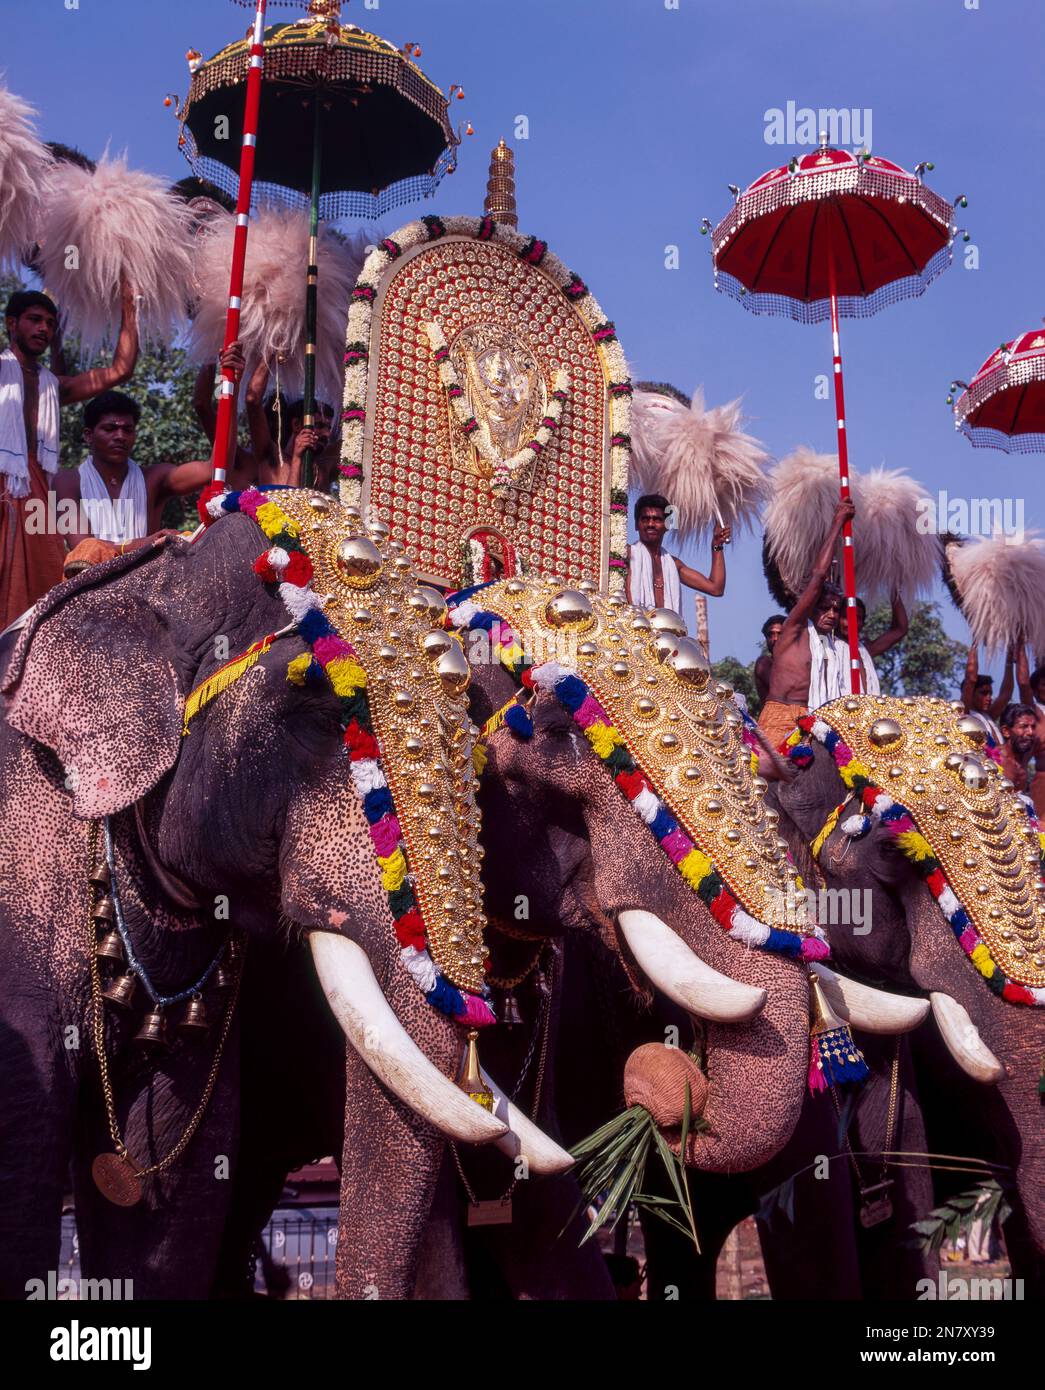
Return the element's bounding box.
[800,937,831,962]
[459,994,496,1028]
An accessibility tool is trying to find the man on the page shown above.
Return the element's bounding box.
[1016,647,1045,748]
[243,363,338,490]
[836,592,908,697]
[54,353,255,555]
[625,492,731,618]
[758,497,855,750]
[0,283,138,629]
[998,703,1045,817]
[962,645,1014,746]
[754,614,787,705]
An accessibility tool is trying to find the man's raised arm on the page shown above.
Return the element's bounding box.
[775,499,854,653]
[59,278,139,405]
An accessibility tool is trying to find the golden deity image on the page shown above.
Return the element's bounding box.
[339,212,631,592]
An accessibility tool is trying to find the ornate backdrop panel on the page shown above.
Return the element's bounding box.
[340,217,631,592]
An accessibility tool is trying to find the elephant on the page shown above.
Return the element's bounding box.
[0,500,575,1303]
[767,702,1045,1293]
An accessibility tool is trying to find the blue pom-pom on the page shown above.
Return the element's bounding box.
[299,609,334,644]
[426,974,465,1017]
[504,703,534,738]
[555,675,587,712]
[649,808,678,841]
[362,787,394,823]
[303,657,326,688]
[763,927,805,957]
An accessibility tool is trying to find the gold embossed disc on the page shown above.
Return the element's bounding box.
[92,1152,142,1207]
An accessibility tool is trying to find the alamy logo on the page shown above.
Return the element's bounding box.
[915,491,1024,542]
[49,1321,151,1371]
[764,102,872,150]
[23,493,138,537]
[917,1272,1023,1301]
[26,1272,133,1300]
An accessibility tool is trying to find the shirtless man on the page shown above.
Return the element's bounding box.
[624,492,731,618]
[757,497,855,750]
[961,644,1014,745]
[0,283,138,629]
[54,344,255,554]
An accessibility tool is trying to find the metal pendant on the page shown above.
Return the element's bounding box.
[859,1180,894,1228]
[92,1152,143,1208]
[466,1197,513,1227]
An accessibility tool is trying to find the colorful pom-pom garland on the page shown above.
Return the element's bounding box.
[198,486,493,1027]
[789,716,1045,1008]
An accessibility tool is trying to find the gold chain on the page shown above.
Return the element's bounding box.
[86,820,243,1179]
[830,1033,902,1195]
[451,947,555,1207]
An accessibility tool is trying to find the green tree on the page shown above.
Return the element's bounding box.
[863,600,967,698]
[711,655,760,714]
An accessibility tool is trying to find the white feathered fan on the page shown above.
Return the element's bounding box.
[763,447,941,604]
[0,84,54,271]
[630,383,771,540]
[35,152,195,352]
[188,206,369,409]
[949,533,1045,658]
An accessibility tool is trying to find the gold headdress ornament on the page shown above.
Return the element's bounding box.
[466,576,809,934]
[802,696,1045,997]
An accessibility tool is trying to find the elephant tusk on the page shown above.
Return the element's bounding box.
[480,1066,575,1175]
[810,962,930,1035]
[309,932,509,1144]
[929,992,1005,1084]
[617,909,767,1022]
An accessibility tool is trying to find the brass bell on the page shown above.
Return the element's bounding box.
[134,1007,169,1050]
[88,859,111,889]
[456,1029,494,1110]
[92,896,116,926]
[212,962,234,991]
[498,991,523,1027]
[100,972,137,1010]
[178,995,209,1037]
[95,929,124,963]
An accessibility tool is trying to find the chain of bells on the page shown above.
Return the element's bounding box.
[89,855,238,1050]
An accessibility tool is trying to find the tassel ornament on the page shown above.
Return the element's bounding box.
[182,631,283,735]
[808,969,868,1092]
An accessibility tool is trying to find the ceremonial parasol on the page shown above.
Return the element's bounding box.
[704,138,963,691]
[176,0,463,484]
[949,326,1045,453]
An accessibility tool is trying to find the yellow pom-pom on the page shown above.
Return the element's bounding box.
[970,943,995,979]
[585,721,623,760]
[255,501,298,540]
[678,848,712,889]
[286,654,312,686]
[378,848,407,893]
[325,658,368,697]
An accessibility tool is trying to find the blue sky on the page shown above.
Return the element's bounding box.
[4,0,1042,678]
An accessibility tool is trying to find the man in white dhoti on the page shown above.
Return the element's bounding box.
[624,492,730,622]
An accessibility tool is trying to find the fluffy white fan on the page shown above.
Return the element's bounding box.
[188,206,369,409]
[763,448,941,604]
[35,152,195,352]
[0,84,53,271]
[630,386,771,541]
[949,533,1045,658]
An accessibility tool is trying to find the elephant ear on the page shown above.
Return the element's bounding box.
[2,543,184,819]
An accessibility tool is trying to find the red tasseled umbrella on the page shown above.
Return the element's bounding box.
[950,328,1045,453]
[706,140,963,691]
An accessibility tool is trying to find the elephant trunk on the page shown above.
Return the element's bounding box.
[624,951,812,1174]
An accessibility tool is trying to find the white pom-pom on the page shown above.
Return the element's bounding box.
[37,151,195,352]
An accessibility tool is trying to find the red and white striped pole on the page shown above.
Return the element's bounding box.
[826,220,862,695]
[210,0,267,484]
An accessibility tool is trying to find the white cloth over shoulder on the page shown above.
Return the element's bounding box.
[833,636,881,697]
[78,456,148,544]
[629,541,682,616]
[0,347,60,496]
[806,622,841,708]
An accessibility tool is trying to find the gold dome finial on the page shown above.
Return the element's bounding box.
[484,138,518,228]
